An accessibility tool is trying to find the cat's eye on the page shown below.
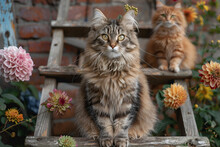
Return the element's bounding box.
[161,14,166,17]
[118,34,125,41]
[171,15,175,18]
[102,34,109,41]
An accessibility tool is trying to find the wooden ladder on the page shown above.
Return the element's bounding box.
[25,0,210,146]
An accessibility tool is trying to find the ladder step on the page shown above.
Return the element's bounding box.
[51,21,153,38]
[38,66,192,84]
[25,136,210,147]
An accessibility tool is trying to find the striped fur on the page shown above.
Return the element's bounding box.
[74,9,157,147]
[144,1,197,72]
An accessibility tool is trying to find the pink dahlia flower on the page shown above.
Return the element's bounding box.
[199,61,220,89]
[42,89,72,115]
[0,46,34,82]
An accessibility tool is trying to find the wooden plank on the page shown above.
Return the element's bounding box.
[175,80,199,136]
[51,21,153,38]
[34,0,70,137]
[38,66,192,84]
[25,136,210,147]
[34,78,56,136]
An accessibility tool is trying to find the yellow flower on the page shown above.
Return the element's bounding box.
[11,132,16,138]
[195,84,213,101]
[124,4,138,15]
[5,109,24,124]
[194,104,198,108]
[182,7,197,23]
[218,40,220,44]
[211,40,214,43]
[163,83,187,109]
[217,15,220,22]
[199,16,204,26]
[196,1,209,11]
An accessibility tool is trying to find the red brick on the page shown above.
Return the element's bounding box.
[29,71,45,90]
[32,0,58,5]
[68,6,87,20]
[28,41,51,53]
[32,56,48,68]
[18,23,51,39]
[19,7,51,21]
[52,121,78,136]
[18,40,28,49]
[61,56,70,66]
[77,0,110,3]
[53,107,75,120]
[91,6,124,19]
[64,43,79,54]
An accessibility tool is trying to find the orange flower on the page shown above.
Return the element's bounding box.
[182,7,197,23]
[5,109,24,124]
[163,83,187,109]
[199,61,220,89]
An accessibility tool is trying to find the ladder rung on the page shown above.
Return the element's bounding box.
[51,21,153,38]
[25,136,210,146]
[38,66,192,84]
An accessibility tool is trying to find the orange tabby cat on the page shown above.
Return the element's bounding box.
[144,0,197,72]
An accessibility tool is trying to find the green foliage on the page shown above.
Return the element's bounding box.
[0,82,39,146]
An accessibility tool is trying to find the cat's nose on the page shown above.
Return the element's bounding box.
[110,43,116,49]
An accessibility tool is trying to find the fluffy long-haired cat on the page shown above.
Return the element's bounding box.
[144,0,197,72]
[74,9,157,147]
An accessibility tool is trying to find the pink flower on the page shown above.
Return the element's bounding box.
[0,46,34,82]
[42,89,72,115]
[199,61,220,89]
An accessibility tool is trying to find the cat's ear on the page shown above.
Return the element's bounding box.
[91,8,107,28]
[174,2,182,9]
[121,10,137,30]
[156,0,164,9]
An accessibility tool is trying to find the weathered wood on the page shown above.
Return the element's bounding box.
[25,136,210,147]
[34,0,70,137]
[51,21,153,38]
[34,78,56,136]
[38,66,192,84]
[175,80,199,136]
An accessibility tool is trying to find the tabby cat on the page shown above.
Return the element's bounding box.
[74,9,157,147]
[144,0,197,72]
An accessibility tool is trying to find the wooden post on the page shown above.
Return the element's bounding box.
[34,0,70,136]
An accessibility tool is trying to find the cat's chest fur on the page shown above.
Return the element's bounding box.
[83,69,139,109]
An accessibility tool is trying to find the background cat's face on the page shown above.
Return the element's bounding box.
[152,1,186,31]
[88,9,138,59]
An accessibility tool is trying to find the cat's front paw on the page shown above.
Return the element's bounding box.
[169,65,180,73]
[114,137,129,147]
[99,137,113,147]
[158,65,168,71]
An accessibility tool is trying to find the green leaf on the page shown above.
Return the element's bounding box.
[163,84,170,89]
[195,115,204,131]
[28,85,39,100]
[199,111,211,121]
[11,81,27,92]
[214,127,220,135]
[1,117,6,124]
[0,111,4,116]
[156,91,164,110]
[0,99,6,111]
[2,94,25,110]
[153,117,176,134]
[208,110,220,124]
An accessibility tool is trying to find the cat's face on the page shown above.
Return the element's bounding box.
[88,9,138,59]
[152,1,186,31]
